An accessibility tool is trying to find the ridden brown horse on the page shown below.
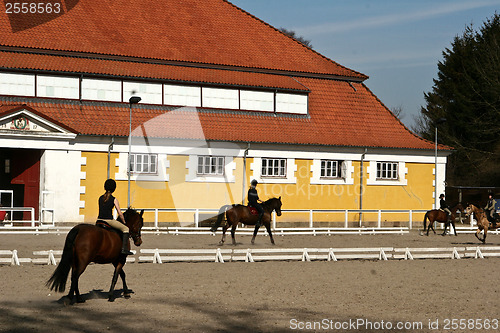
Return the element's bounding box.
[423,203,464,236]
[212,197,282,245]
[46,208,144,304]
[465,203,496,243]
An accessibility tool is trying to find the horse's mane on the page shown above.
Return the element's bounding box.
[262,197,280,205]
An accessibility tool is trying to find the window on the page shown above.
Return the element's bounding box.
[197,156,225,176]
[262,158,286,177]
[376,162,398,180]
[130,154,157,174]
[320,160,344,178]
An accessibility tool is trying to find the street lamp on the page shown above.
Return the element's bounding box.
[434,117,446,209]
[128,96,141,207]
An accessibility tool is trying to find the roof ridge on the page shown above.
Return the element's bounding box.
[223,0,368,80]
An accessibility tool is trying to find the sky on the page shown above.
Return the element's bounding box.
[230,0,500,130]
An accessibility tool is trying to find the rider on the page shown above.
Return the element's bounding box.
[439,194,452,225]
[248,179,264,228]
[97,179,132,255]
[484,193,497,228]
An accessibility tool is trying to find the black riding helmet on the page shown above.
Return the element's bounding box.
[104,179,117,193]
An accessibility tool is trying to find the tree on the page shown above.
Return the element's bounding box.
[279,28,313,48]
[416,13,500,186]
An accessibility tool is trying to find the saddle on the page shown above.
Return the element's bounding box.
[96,220,123,237]
[247,205,259,216]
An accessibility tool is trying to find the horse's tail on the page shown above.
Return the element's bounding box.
[211,205,232,232]
[46,226,79,292]
[423,212,429,230]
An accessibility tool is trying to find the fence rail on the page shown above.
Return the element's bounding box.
[2,246,500,265]
[0,207,491,236]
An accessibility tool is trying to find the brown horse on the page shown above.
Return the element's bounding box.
[46,208,144,304]
[465,203,497,243]
[423,203,464,236]
[211,197,282,245]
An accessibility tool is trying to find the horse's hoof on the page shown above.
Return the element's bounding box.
[108,297,115,302]
[124,293,131,299]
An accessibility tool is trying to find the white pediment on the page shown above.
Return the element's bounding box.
[0,108,76,139]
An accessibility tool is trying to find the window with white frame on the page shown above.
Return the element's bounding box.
[197,156,225,176]
[320,160,344,178]
[261,158,286,177]
[376,162,398,180]
[130,154,157,174]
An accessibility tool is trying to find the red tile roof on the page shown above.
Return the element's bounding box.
[0,0,446,151]
[0,0,366,80]
[0,79,442,150]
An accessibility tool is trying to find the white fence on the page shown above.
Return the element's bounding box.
[139,208,431,229]
[0,207,493,237]
[2,246,500,265]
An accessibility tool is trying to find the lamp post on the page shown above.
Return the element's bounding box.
[128,96,141,207]
[434,118,447,209]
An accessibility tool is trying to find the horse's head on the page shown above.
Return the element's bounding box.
[464,204,480,217]
[266,196,282,216]
[124,208,144,247]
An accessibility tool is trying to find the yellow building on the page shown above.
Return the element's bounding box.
[0,1,451,226]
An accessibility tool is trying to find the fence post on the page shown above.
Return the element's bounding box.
[31,208,35,227]
[155,209,159,230]
[344,210,348,228]
[377,210,381,228]
[409,210,413,229]
[195,209,199,228]
[309,210,313,228]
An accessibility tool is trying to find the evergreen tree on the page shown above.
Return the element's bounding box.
[418,13,500,186]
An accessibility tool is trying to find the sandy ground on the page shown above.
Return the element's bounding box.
[1,230,500,333]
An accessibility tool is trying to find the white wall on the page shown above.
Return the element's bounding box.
[0,72,35,96]
[41,150,84,222]
[37,75,79,99]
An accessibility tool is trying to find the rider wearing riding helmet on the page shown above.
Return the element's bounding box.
[439,194,452,225]
[484,193,497,228]
[97,179,132,255]
[248,179,264,228]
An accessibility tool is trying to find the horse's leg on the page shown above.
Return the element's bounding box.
[119,268,130,299]
[264,222,275,245]
[67,265,85,304]
[251,223,260,245]
[441,222,448,236]
[429,219,436,235]
[451,221,457,236]
[483,228,488,244]
[230,224,238,245]
[475,228,483,242]
[108,261,125,302]
[219,223,229,245]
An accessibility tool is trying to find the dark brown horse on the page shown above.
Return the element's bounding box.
[465,203,497,243]
[211,197,282,245]
[423,203,464,236]
[46,208,144,304]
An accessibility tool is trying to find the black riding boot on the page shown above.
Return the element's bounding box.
[256,213,263,228]
[121,233,133,255]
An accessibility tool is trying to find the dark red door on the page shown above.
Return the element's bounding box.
[10,149,41,220]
